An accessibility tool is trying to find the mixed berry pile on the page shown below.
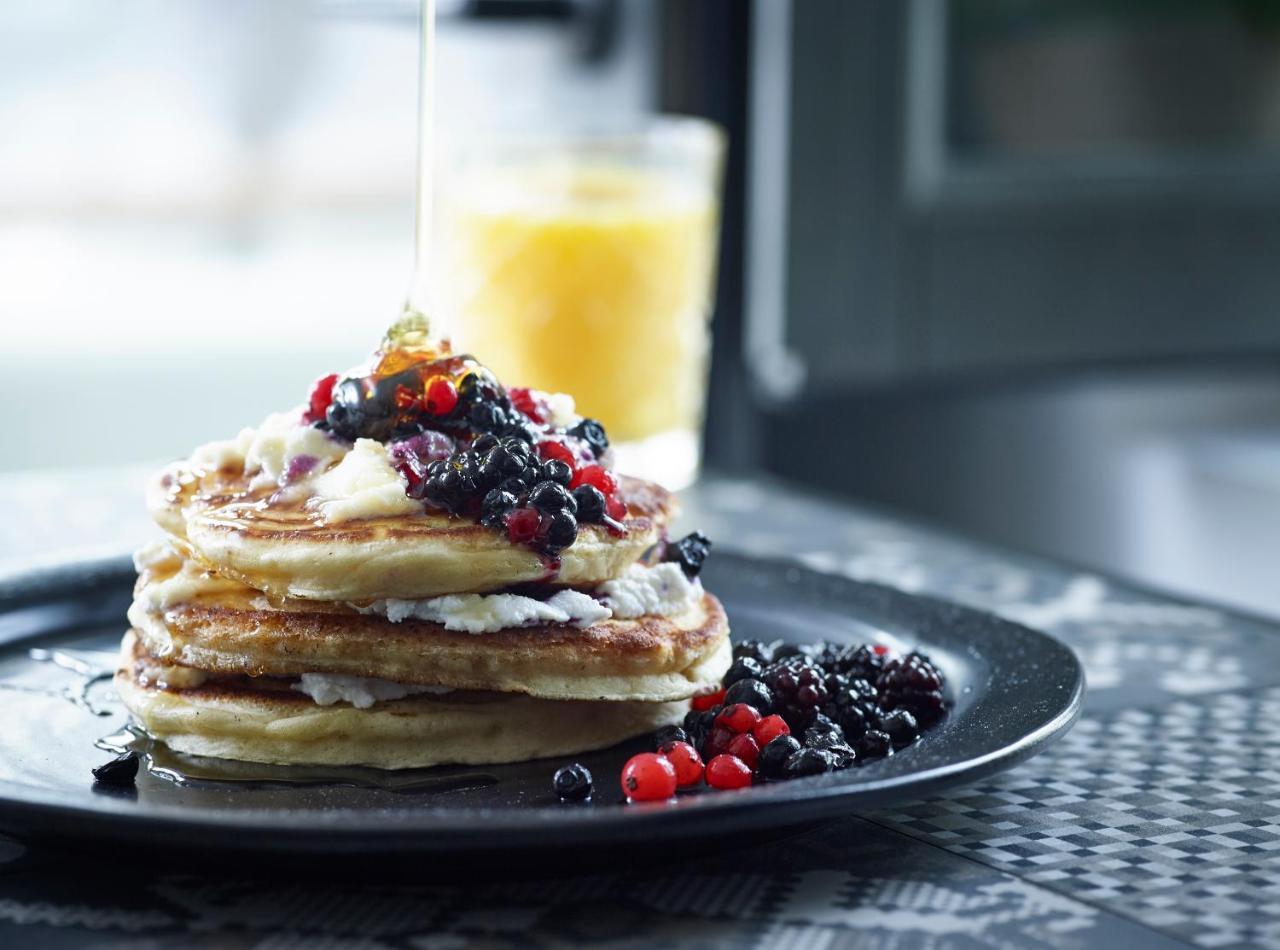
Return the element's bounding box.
[553,638,947,802]
[303,344,627,556]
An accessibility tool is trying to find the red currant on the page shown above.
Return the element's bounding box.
[606,494,627,522]
[726,733,760,770]
[509,387,546,423]
[715,703,762,734]
[657,740,704,787]
[753,714,791,746]
[873,644,890,656]
[691,687,725,712]
[702,725,734,760]
[573,464,618,496]
[538,440,578,470]
[504,507,540,544]
[424,376,459,415]
[621,752,677,802]
[305,373,339,423]
[705,754,753,790]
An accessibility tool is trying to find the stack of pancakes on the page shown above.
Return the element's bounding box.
[117,452,731,769]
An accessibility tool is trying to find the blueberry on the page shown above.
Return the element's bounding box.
[722,677,773,715]
[857,730,893,760]
[468,402,502,432]
[683,709,716,748]
[540,510,578,551]
[528,481,576,513]
[498,477,528,497]
[552,762,593,801]
[542,459,573,487]
[652,724,690,751]
[803,724,846,751]
[723,656,763,686]
[572,485,607,523]
[568,418,609,458]
[879,709,920,748]
[784,747,837,778]
[663,532,712,579]
[758,735,802,780]
[92,751,139,787]
[481,489,517,526]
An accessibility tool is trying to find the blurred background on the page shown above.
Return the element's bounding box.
[6,0,1280,618]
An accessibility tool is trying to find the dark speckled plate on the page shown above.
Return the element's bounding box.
[0,552,1082,857]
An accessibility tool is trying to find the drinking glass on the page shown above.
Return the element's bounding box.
[436,118,724,489]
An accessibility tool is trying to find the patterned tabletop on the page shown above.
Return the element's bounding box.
[1,468,1277,949]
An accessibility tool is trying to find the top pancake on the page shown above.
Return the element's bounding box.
[149,459,676,602]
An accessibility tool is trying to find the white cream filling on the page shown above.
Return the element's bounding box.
[309,438,422,523]
[354,562,701,634]
[598,562,701,619]
[292,673,453,710]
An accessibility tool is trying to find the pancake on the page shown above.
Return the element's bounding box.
[150,461,675,601]
[129,544,732,702]
[116,632,685,769]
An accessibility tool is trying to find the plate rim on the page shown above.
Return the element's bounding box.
[0,551,1085,853]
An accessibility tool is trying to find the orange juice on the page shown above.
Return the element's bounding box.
[442,159,721,479]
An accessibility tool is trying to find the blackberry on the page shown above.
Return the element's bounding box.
[857,730,893,760]
[732,639,779,665]
[771,642,811,662]
[92,751,139,787]
[568,417,609,459]
[833,702,871,742]
[663,532,712,579]
[652,724,690,750]
[758,735,801,780]
[528,481,575,513]
[877,652,946,725]
[722,677,773,715]
[552,762,594,801]
[723,656,764,686]
[763,657,830,731]
[828,678,880,727]
[841,644,888,681]
[481,444,525,480]
[572,485,607,523]
[785,747,837,778]
[542,459,573,487]
[880,709,920,748]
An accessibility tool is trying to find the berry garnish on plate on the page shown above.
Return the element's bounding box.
[621,753,678,802]
[553,763,594,802]
[606,639,948,801]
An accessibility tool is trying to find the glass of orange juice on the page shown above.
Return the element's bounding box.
[437,118,724,489]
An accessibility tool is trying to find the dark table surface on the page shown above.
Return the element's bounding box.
[2,469,1277,949]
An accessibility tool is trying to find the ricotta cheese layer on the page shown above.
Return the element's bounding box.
[292,673,452,709]
[354,562,702,634]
